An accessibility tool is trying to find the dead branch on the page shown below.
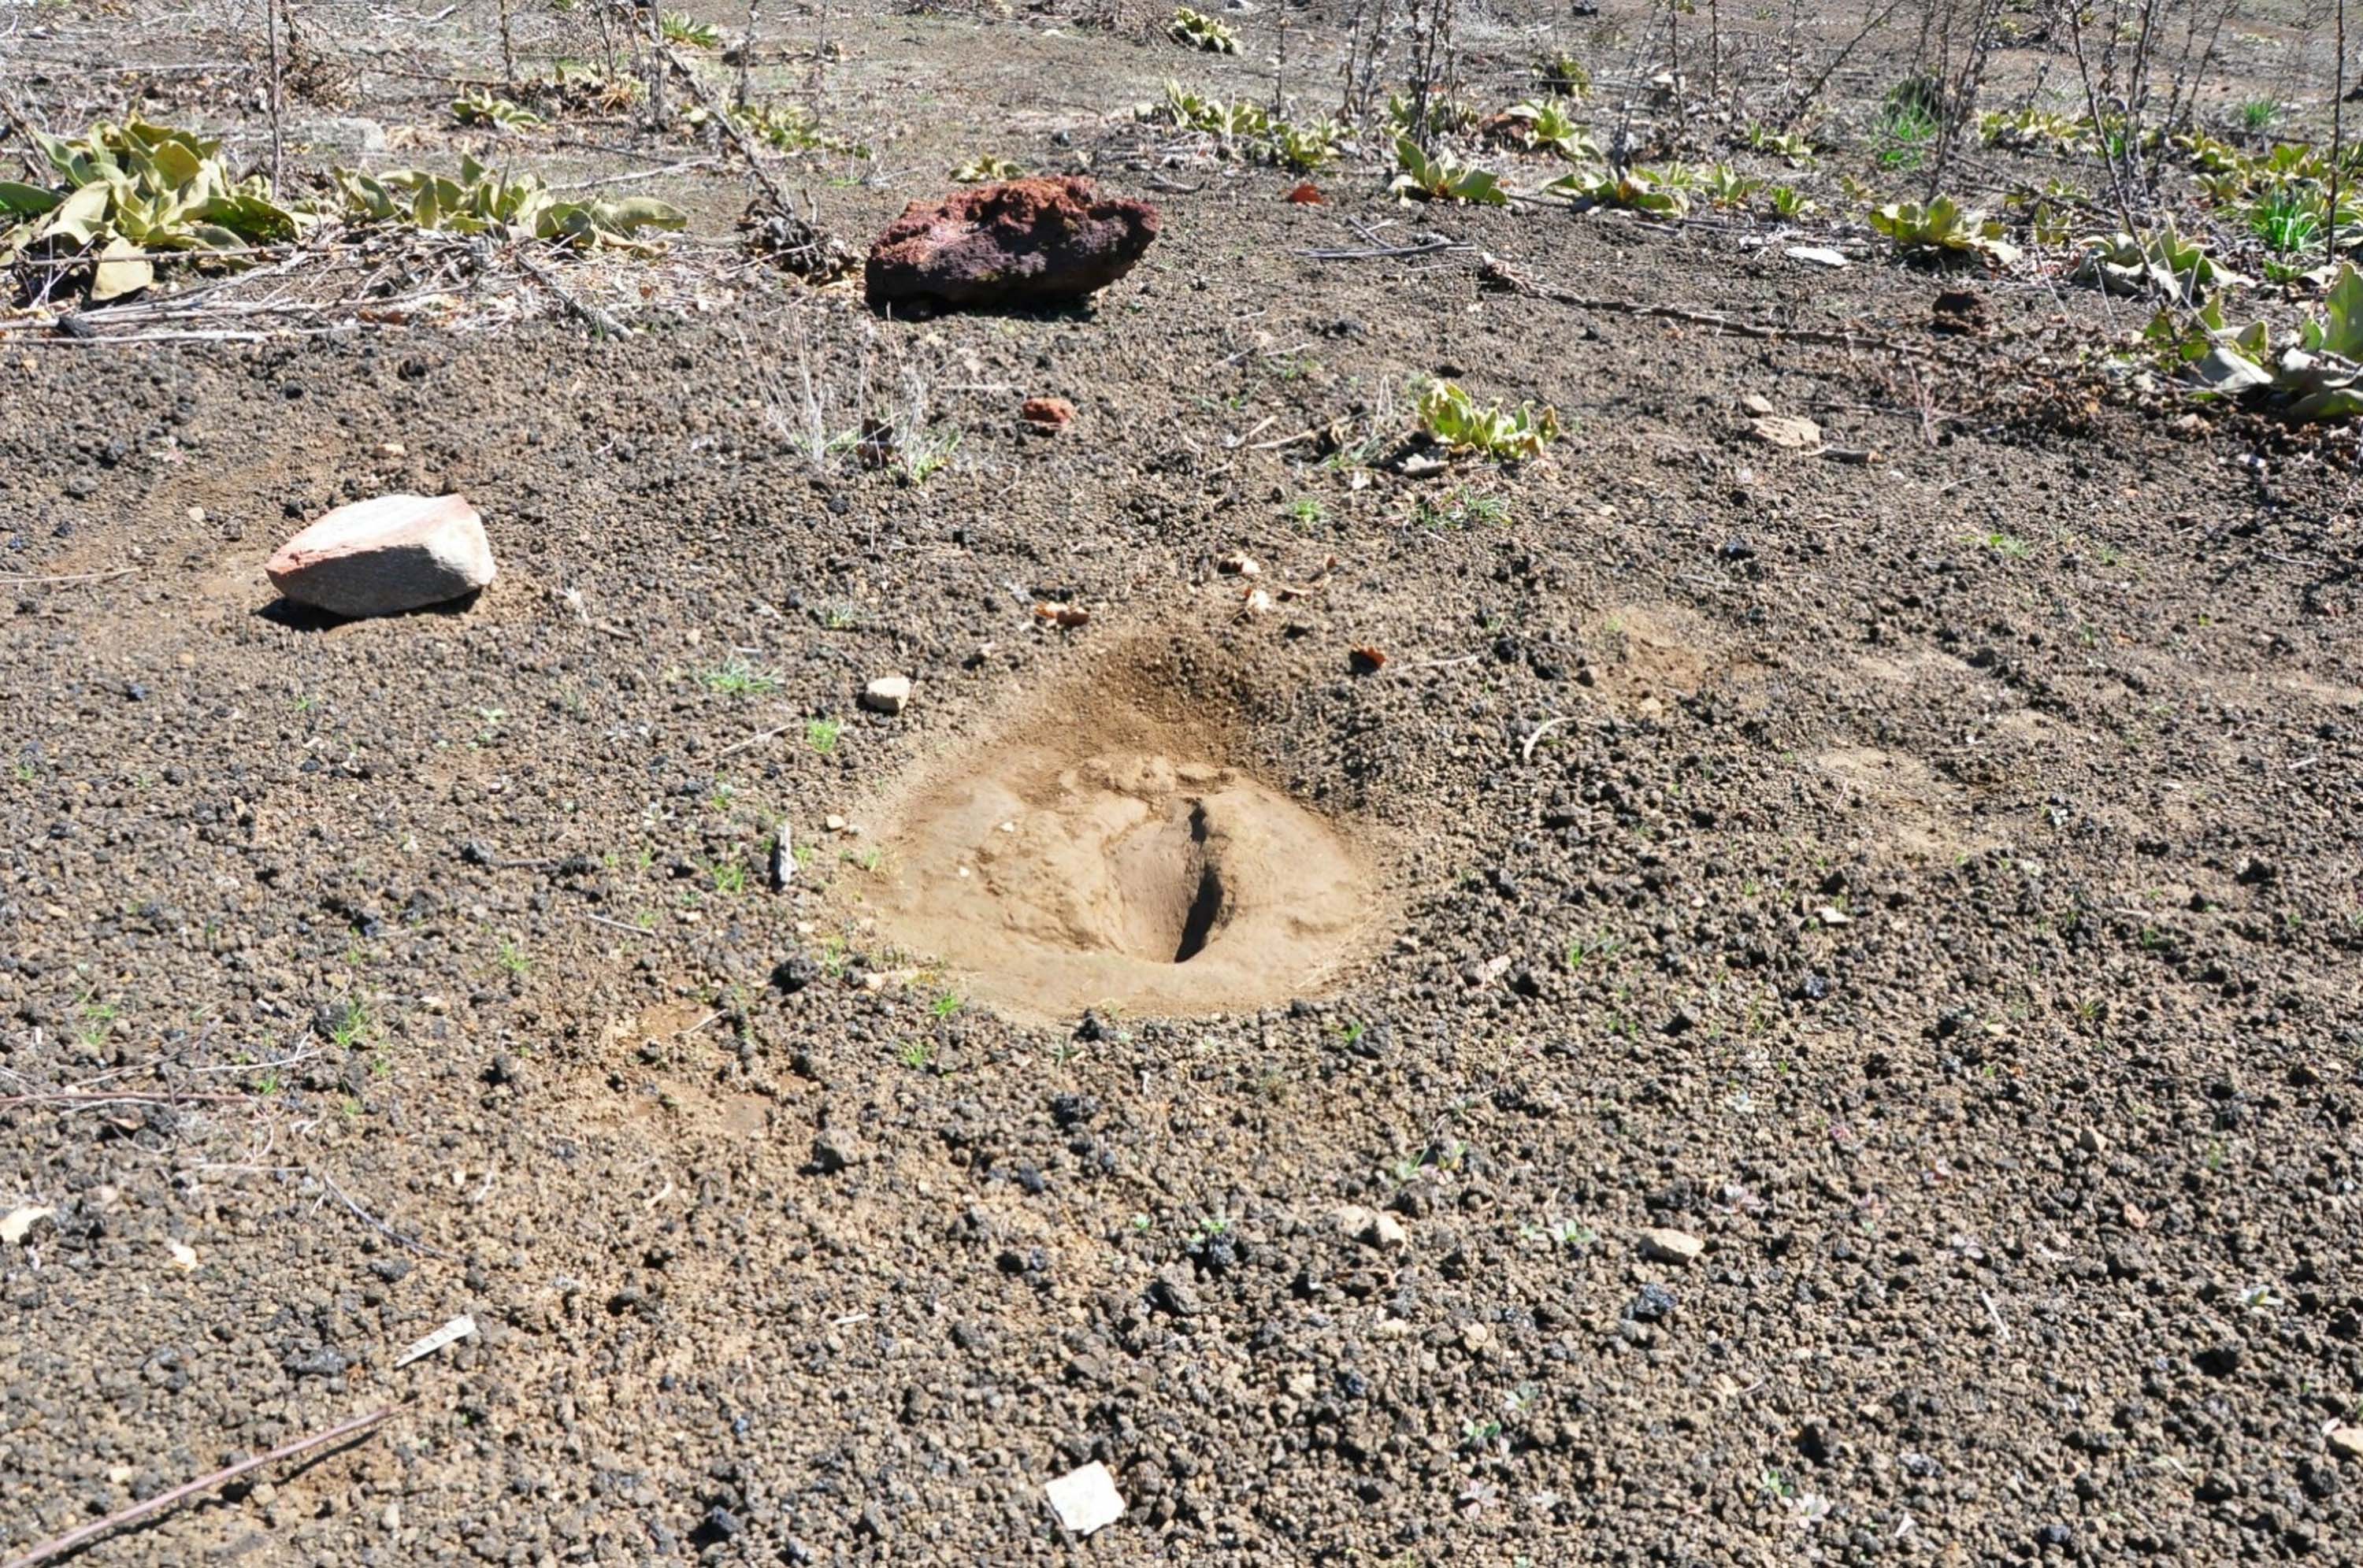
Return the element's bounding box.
[1475,254,1918,355]
[0,1406,395,1568]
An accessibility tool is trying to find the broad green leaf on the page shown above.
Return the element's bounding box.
[89,235,154,301]
[599,195,687,232]
[40,180,112,245]
[0,180,60,217]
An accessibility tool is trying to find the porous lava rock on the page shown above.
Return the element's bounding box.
[863,177,1159,310]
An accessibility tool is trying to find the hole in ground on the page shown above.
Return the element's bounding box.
[1106,798,1229,964]
[859,654,1382,1019]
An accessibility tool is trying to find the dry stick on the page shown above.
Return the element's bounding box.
[1478,257,1918,355]
[1296,237,1466,260]
[312,1168,454,1260]
[1782,0,1908,128]
[0,567,139,584]
[1521,716,1576,762]
[714,718,796,756]
[514,250,629,338]
[0,1090,246,1106]
[2334,0,2349,274]
[264,0,284,193]
[0,1406,396,1568]
[642,1,668,132]
[666,47,793,213]
[547,155,722,192]
[737,0,761,107]
[498,0,518,83]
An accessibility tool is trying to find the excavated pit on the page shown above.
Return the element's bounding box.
[866,691,1379,1019]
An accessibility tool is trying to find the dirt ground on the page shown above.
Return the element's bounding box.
[6,0,2363,1563]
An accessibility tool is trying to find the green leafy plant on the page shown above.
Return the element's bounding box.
[1978,107,2087,155]
[1265,119,1343,172]
[1549,163,1690,217]
[1877,80,1942,170]
[1697,163,1761,209]
[1160,83,1264,139]
[327,996,373,1048]
[1768,184,1816,219]
[334,155,686,252]
[1494,99,1598,161]
[1744,123,1817,166]
[952,154,1023,183]
[2246,184,2340,256]
[73,994,119,1051]
[1534,52,1590,98]
[1868,195,2019,267]
[1417,380,1559,461]
[660,11,722,47]
[1157,84,1341,172]
[703,658,784,695]
[1168,6,1237,52]
[1390,137,1506,206]
[545,60,647,113]
[2073,225,2242,301]
[1413,487,1512,528]
[806,717,843,754]
[2178,264,2363,422]
[1387,92,1480,140]
[2,118,308,302]
[684,101,863,156]
[451,91,545,132]
[2237,97,2280,134]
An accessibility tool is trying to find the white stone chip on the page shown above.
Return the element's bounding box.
[395,1314,478,1368]
[1045,1461,1126,1536]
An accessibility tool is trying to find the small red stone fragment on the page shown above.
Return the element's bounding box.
[1283,183,1325,204]
[1022,396,1075,432]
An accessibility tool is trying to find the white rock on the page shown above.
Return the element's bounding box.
[1640,1227,1705,1266]
[1786,245,1851,269]
[1044,1461,1126,1536]
[1,1204,54,1245]
[1334,1204,1407,1249]
[266,494,495,618]
[862,675,913,715]
[2329,1426,2363,1462]
[1749,414,1823,451]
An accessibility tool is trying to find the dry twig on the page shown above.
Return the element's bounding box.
[0,1406,396,1568]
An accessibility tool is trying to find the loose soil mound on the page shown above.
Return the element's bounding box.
[866,651,1382,1017]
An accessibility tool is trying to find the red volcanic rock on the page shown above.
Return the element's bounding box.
[1022,395,1075,432]
[864,177,1159,310]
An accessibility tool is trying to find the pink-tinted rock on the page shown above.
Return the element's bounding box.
[864,177,1159,310]
[266,493,495,618]
[1022,395,1076,432]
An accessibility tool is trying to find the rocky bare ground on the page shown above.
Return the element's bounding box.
[5,2,2363,1566]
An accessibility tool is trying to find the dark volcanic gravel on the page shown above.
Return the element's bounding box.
[6,3,2363,1566]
